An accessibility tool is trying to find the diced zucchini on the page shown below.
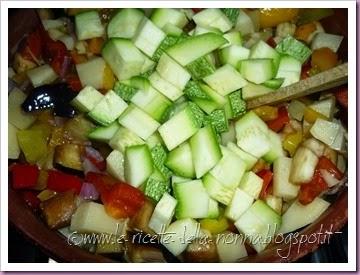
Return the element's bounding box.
[107,8,144,39]
[222,31,242,48]
[125,144,153,187]
[132,17,166,57]
[205,109,228,134]
[224,90,247,119]
[310,118,340,148]
[144,177,171,202]
[8,123,20,159]
[202,173,234,205]
[309,97,335,119]
[174,180,210,219]
[238,171,263,199]
[311,33,343,53]
[330,120,346,151]
[262,78,285,89]
[9,88,36,129]
[162,23,183,36]
[146,132,164,149]
[263,130,285,163]
[210,146,246,189]
[249,40,280,69]
[109,126,144,153]
[156,54,191,90]
[290,146,319,184]
[148,193,177,234]
[158,104,201,150]
[166,32,227,66]
[227,142,258,171]
[130,86,172,122]
[273,157,300,200]
[151,8,188,29]
[152,35,182,62]
[288,99,306,121]
[102,38,145,81]
[118,104,160,140]
[241,82,275,100]
[88,90,128,126]
[204,64,247,96]
[141,55,156,74]
[190,125,222,178]
[216,232,248,262]
[161,218,199,256]
[279,198,330,234]
[75,11,104,40]
[235,200,282,253]
[221,122,236,146]
[165,142,195,178]
[235,111,270,158]
[265,195,282,214]
[151,144,172,181]
[185,56,215,80]
[275,36,312,64]
[26,64,58,88]
[149,71,183,101]
[207,198,220,219]
[193,8,233,32]
[239,58,275,84]
[106,149,125,181]
[275,55,302,87]
[225,188,254,221]
[219,45,250,67]
[75,57,107,90]
[193,25,222,36]
[113,81,138,101]
[221,9,240,25]
[71,86,104,112]
[234,9,255,36]
[70,201,127,235]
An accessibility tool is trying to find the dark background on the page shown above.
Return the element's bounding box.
[9,223,348,263]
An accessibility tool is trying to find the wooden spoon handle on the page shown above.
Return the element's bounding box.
[246,63,348,109]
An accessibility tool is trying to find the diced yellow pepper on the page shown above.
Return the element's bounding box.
[303,107,328,124]
[103,64,115,91]
[259,8,300,28]
[283,131,303,157]
[17,123,51,164]
[200,217,229,235]
[253,106,278,121]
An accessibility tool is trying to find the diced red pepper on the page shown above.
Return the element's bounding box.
[18,28,43,63]
[11,164,40,189]
[334,85,348,109]
[317,156,343,180]
[21,191,41,210]
[101,183,146,219]
[298,170,328,205]
[257,169,273,199]
[47,170,82,194]
[266,106,290,132]
[266,37,277,48]
[85,172,118,194]
[65,73,83,92]
[86,172,145,219]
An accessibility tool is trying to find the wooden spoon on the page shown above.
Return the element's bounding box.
[246,63,348,109]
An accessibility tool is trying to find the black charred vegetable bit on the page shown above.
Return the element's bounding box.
[21,83,77,117]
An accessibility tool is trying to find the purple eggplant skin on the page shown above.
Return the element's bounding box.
[21,83,77,117]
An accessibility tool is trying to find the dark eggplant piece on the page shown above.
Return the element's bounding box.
[21,83,77,117]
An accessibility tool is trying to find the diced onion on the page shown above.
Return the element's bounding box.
[79,182,99,200]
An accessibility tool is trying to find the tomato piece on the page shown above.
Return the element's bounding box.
[301,62,312,80]
[191,8,204,13]
[334,85,348,109]
[266,37,277,48]
[317,156,343,180]
[266,106,290,132]
[298,170,327,205]
[311,47,338,72]
[65,73,83,92]
[257,169,273,199]
[47,170,82,194]
[85,172,118,194]
[11,164,40,189]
